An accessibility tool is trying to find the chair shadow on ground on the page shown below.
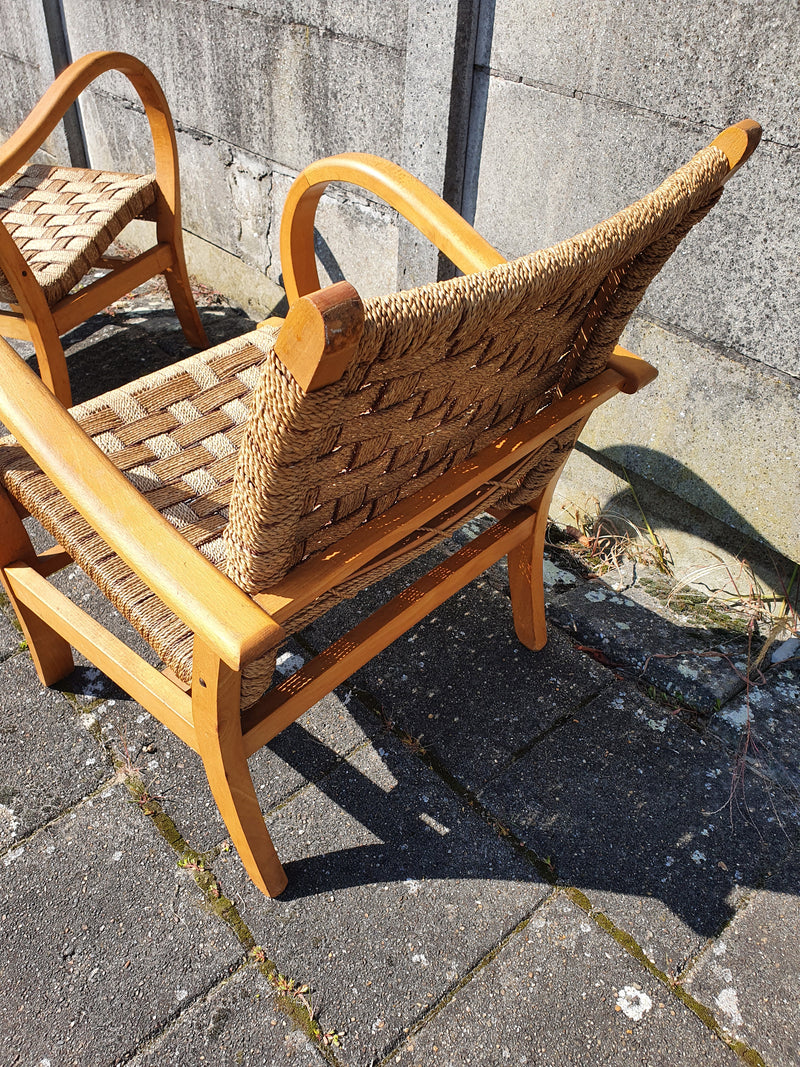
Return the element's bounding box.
[256,550,798,954]
[16,304,796,952]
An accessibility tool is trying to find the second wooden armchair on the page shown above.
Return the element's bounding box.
[0,121,759,896]
[0,51,207,407]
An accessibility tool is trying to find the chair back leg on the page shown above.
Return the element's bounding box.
[192,640,288,897]
[162,233,208,349]
[28,312,72,408]
[0,224,73,405]
[506,450,579,651]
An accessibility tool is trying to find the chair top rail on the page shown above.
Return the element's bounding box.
[279,121,760,306]
[0,51,180,214]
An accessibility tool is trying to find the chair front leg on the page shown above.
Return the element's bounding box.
[506,459,575,651]
[153,174,207,349]
[507,500,551,651]
[0,488,74,683]
[192,638,287,898]
[0,224,72,406]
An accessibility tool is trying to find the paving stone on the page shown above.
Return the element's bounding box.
[0,653,110,851]
[548,579,748,711]
[213,733,549,1065]
[641,641,750,716]
[93,665,375,854]
[0,591,24,658]
[684,850,800,1067]
[119,301,254,356]
[304,562,610,794]
[59,319,186,406]
[129,963,327,1066]
[0,789,243,1066]
[393,892,740,1066]
[708,660,800,798]
[478,684,798,973]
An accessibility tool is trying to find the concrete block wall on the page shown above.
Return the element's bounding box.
[58,0,412,305]
[2,0,798,585]
[0,0,70,162]
[465,0,799,581]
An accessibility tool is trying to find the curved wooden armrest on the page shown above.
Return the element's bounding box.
[0,51,181,229]
[280,152,506,303]
[0,338,284,671]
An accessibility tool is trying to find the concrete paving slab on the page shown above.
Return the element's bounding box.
[392,892,740,1066]
[213,735,549,1065]
[0,789,243,1067]
[92,669,375,855]
[548,580,748,711]
[0,593,23,658]
[60,319,189,406]
[304,566,610,794]
[478,684,798,974]
[0,653,110,851]
[129,963,327,1066]
[684,849,800,1067]
[641,642,750,716]
[709,660,800,798]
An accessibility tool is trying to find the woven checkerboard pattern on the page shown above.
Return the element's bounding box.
[0,328,278,703]
[0,165,156,304]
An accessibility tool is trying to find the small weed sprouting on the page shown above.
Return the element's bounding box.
[399,729,427,755]
[113,730,141,780]
[269,972,312,1005]
[320,1028,344,1048]
[555,491,673,581]
[262,968,343,1048]
[177,854,207,873]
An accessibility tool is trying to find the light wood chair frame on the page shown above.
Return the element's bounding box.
[0,51,207,407]
[0,121,759,897]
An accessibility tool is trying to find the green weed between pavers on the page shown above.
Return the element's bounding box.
[110,742,343,1057]
[563,887,766,1067]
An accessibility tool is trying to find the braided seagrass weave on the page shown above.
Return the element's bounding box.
[0,165,156,305]
[0,143,727,709]
[223,145,727,592]
[0,328,277,704]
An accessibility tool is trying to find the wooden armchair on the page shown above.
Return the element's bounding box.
[0,121,759,897]
[0,51,207,407]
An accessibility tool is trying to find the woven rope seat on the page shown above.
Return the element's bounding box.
[0,328,276,706]
[0,164,157,305]
[0,142,727,710]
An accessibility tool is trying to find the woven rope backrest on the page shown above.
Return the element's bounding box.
[225,145,729,596]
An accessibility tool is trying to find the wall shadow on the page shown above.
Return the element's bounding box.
[579,443,798,604]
